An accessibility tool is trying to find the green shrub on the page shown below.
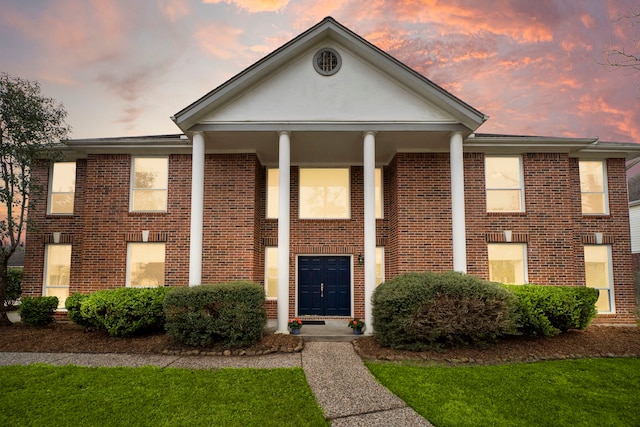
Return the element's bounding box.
[80,287,169,337]
[65,293,93,328]
[4,268,22,307]
[164,282,267,348]
[372,271,517,350]
[504,285,598,336]
[19,296,59,326]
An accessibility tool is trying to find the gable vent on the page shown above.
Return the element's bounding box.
[313,48,341,76]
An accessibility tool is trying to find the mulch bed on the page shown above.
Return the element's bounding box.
[1,322,639,364]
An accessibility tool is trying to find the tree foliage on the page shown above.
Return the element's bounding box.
[0,72,70,325]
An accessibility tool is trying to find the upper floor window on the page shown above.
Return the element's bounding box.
[487,243,527,284]
[267,167,382,219]
[579,160,608,215]
[48,162,76,215]
[131,157,168,212]
[300,168,350,219]
[127,242,165,287]
[485,156,524,212]
[584,245,614,313]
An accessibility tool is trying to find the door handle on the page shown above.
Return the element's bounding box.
[320,282,324,298]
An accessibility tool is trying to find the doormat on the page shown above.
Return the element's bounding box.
[303,320,326,325]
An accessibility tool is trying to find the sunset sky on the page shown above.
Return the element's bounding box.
[1,0,639,142]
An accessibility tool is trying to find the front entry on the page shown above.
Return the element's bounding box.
[298,256,351,316]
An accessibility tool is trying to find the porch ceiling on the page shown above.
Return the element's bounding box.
[200,130,455,166]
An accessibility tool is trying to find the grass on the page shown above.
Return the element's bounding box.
[0,365,328,427]
[367,358,640,427]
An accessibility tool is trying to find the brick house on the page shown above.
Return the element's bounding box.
[23,17,640,332]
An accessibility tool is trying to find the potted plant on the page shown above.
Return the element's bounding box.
[288,318,303,335]
[348,318,365,335]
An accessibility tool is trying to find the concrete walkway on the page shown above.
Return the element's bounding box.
[0,342,432,426]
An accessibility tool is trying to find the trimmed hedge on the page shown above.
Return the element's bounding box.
[504,284,598,336]
[164,282,267,348]
[373,271,517,350]
[4,268,22,307]
[19,296,58,326]
[65,293,93,328]
[79,287,170,337]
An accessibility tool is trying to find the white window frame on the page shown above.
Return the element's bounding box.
[126,242,166,288]
[43,244,72,309]
[375,168,383,219]
[264,247,278,300]
[487,243,528,284]
[579,160,609,215]
[47,162,76,215]
[584,244,615,313]
[485,156,525,213]
[299,168,351,219]
[130,156,169,212]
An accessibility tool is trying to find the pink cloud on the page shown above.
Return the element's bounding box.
[195,24,245,59]
[158,0,191,21]
[203,0,290,13]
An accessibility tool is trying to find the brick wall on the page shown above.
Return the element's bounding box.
[23,150,636,324]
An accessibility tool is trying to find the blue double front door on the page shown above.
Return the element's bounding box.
[298,256,351,316]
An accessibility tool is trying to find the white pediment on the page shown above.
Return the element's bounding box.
[201,41,455,125]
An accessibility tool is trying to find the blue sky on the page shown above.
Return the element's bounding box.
[1,0,638,142]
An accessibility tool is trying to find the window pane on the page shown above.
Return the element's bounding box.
[375,168,383,219]
[485,157,523,212]
[129,243,165,287]
[580,161,607,214]
[584,245,612,312]
[265,247,278,298]
[581,193,606,215]
[49,162,75,214]
[579,161,604,192]
[267,169,279,219]
[51,193,75,214]
[485,157,521,189]
[375,247,384,286]
[486,189,522,212]
[488,243,526,284]
[132,190,168,211]
[132,158,168,212]
[299,168,349,219]
[595,290,611,312]
[45,244,71,308]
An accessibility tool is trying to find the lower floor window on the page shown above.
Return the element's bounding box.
[265,247,278,299]
[487,243,527,284]
[584,245,614,313]
[127,243,165,287]
[44,244,71,308]
[376,247,384,286]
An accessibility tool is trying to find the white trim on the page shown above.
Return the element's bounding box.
[450,131,467,273]
[363,131,376,333]
[276,131,291,333]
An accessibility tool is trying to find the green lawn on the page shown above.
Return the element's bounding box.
[367,358,640,427]
[0,365,328,427]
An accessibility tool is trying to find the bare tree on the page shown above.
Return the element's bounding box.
[0,73,70,325]
[602,10,640,86]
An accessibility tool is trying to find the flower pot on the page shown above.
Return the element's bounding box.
[353,328,363,335]
[290,328,301,335]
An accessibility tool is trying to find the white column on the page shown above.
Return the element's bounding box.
[363,131,376,335]
[276,131,291,334]
[450,131,467,273]
[189,131,205,286]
